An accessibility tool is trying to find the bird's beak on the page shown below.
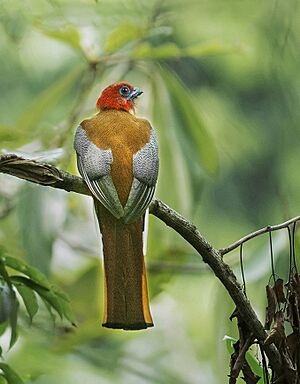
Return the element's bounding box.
[127,87,143,100]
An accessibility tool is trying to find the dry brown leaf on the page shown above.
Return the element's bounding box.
[275,311,286,339]
[265,285,277,330]
[286,332,299,358]
[274,278,286,304]
[286,272,300,332]
[292,273,300,297]
[281,350,297,384]
[265,311,285,347]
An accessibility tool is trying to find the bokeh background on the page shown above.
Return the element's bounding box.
[0,0,300,383]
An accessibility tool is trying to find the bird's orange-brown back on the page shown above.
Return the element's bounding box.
[81,109,151,205]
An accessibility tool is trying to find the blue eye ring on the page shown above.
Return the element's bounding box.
[119,85,131,97]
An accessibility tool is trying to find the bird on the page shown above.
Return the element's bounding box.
[74,82,159,330]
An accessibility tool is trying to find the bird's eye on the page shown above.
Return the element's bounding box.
[119,86,131,97]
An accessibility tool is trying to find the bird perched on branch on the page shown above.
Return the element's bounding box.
[74,82,159,330]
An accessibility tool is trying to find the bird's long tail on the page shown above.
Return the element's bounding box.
[95,201,153,330]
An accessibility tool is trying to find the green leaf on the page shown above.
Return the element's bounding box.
[245,350,264,379]
[39,283,75,324]
[8,290,19,349]
[49,286,76,324]
[159,65,219,176]
[34,288,63,319]
[36,23,81,50]
[0,270,19,347]
[14,283,38,322]
[50,284,70,303]
[0,255,51,289]
[0,373,5,384]
[0,283,11,323]
[10,276,62,318]
[0,258,12,287]
[58,296,76,325]
[223,335,236,354]
[10,276,73,323]
[0,363,24,384]
[41,298,56,324]
[0,321,8,337]
[15,64,84,135]
[105,23,145,53]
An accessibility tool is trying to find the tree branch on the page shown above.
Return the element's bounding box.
[0,153,282,374]
[220,216,300,255]
[0,154,90,195]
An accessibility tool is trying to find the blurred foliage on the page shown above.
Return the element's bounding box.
[0,247,73,383]
[0,0,300,382]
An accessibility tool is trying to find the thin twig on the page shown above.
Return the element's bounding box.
[220,217,300,255]
[291,222,297,273]
[269,231,276,286]
[0,154,283,375]
[231,334,255,380]
[239,244,246,296]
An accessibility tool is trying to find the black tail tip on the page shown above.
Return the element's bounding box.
[102,322,154,330]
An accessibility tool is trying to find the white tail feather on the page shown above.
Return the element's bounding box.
[143,208,149,256]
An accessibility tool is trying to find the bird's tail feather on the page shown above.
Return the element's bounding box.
[95,200,153,330]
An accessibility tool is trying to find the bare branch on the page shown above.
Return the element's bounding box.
[220,216,300,255]
[0,154,90,196]
[0,153,283,375]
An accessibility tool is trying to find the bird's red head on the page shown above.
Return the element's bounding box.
[96,82,143,112]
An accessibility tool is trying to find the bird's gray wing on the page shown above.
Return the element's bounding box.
[123,127,159,224]
[74,125,124,218]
